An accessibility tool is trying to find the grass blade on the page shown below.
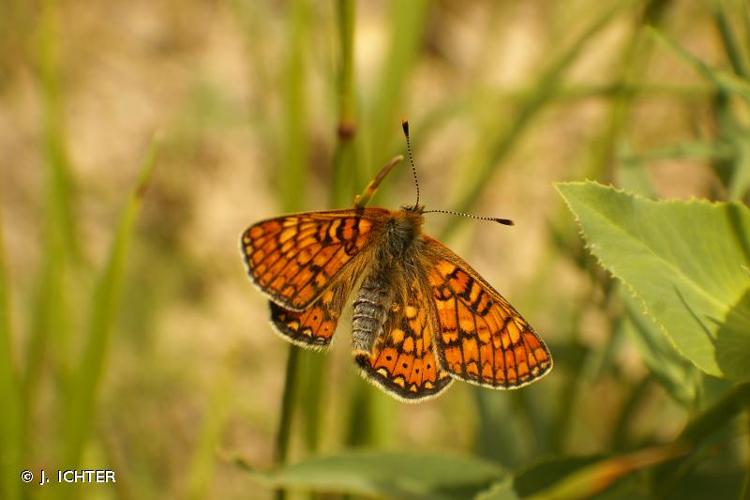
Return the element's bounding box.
[62,139,159,467]
[0,193,21,500]
[442,0,636,240]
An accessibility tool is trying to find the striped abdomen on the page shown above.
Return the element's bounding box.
[351,270,392,354]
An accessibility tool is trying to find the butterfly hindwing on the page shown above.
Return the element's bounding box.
[423,236,552,389]
[354,281,453,402]
[241,208,388,311]
[269,265,363,349]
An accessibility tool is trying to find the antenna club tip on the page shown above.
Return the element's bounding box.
[401,119,410,136]
[496,218,514,226]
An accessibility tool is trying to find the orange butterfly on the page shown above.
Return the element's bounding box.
[240,122,552,402]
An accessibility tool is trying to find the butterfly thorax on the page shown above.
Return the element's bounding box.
[351,208,424,356]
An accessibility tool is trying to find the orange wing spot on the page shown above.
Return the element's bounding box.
[408,358,423,385]
[249,226,265,239]
[415,338,424,355]
[357,218,372,232]
[297,248,313,265]
[423,357,437,382]
[466,362,479,377]
[436,261,456,276]
[295,283,318,305]
[500,331,511,350]
[251,251,265,266]
[514,345,527,365]
[479,343,493,369]
[441,328,458,344]
[322,290,335,303]
[458,313,475,333]
[504,351,516,383]
[517,361,529,378]
[507,320,521,344]
[405,306,417,318]
[494,349,505,371]
[439,302,458,329]
[328,219,341,240]
[313,273,328,288]
[281,217,298,227]
[297,236,318,249]
[280,239,296,254]
[524,332,542,350]
[269,275,286,291]
[394,354,413,378]
[449,272,470,294]
[468,283,481,304]
[308,307,323,330]
[279,228,297,243]
[313,246,338,266]
[462,338,479,364]
[495,368,506,384]
[319,321,335,338]
[374,348,399,371]
[444,346,463,372]
[393,376,406,388]
[390,328,405,345]
[476,320,491,344]
[341,219,354,240]
[506,367,518,385]
[534,348,550,365]
[481,362,493,380]
[281,262,301,281]
[402,336,414,353]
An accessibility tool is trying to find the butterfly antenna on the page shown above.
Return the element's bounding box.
[401,119,420,209]
[422,209,514,226]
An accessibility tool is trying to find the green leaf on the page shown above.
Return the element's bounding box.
[514,456,604,497]
[557,181,750,380]
[523,446,685,500]
[621,290,698,405]
[476,478,520,500]
[236,450,507,500]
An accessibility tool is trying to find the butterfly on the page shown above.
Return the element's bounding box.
[240,122,552,402]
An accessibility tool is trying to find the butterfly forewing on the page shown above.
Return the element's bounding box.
[240,209,388,311]
[422,236,552,389]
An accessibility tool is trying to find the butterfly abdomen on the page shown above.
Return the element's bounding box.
[351,270,393,355]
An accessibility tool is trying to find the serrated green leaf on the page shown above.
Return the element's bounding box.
[557,181,750,380]
[621,290,698,405]
[236,450,506,500]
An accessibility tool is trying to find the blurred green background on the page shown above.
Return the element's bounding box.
[1,0,750,499]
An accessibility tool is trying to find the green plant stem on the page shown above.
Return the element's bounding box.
[274,347,299,500]
[741,409,750,500]
[611,376,652,451]
[331,0,358,207]
[365,0,428,199]
[712,0,750,79]
[274,2,311,498]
